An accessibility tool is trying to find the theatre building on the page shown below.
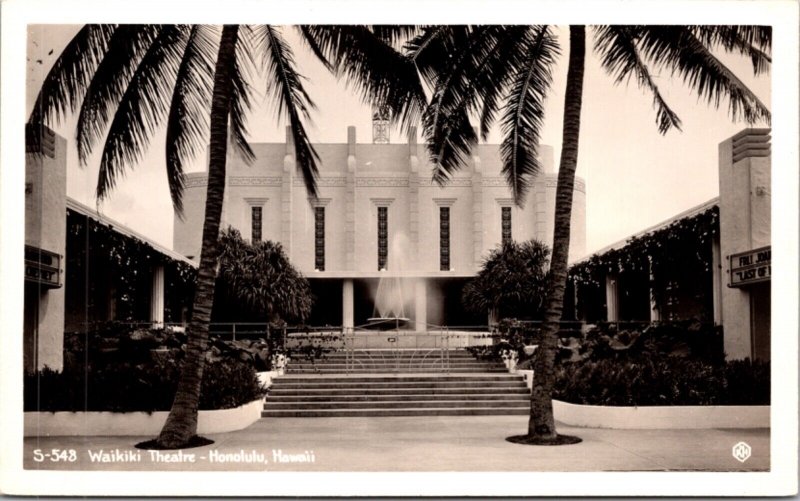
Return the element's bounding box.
[174,124,587,331]
[568,129,771,361]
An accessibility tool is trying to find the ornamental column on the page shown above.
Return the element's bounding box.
[605,274,619,323]
[408,127,420,270]
[281,126,294,256]
[150,264,165,327]
[345,126,357,270]
[414,279,427,332]
[342,279,354,332]
[471,146,483,270]
[648,259,660,322]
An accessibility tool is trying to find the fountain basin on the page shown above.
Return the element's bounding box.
[365,317,411,330]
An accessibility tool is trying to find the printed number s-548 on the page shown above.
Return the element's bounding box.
[32,449,77,462]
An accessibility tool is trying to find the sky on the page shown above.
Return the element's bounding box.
[25,24,771,255]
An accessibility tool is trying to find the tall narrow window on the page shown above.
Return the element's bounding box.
[314,206,325,271]
[251,206,263,243]
[501,206,512,244]
[377,206,388,270]
[440,206,450,270]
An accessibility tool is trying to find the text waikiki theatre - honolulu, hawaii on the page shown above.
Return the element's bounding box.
[173,118,587,332]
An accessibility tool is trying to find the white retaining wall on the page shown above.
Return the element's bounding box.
[24,399,263,437]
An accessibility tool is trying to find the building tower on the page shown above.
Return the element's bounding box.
[372,105,390,144]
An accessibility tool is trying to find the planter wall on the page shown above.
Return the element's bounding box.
[24,399,263,437]
[553,399,770,429]
[257,370,280,390]
[506,367,768,429]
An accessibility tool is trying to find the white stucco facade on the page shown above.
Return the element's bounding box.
[24,126,67,371]
[174,126,587,329]
[718,128,771,360]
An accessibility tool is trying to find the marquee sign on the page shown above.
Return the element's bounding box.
[729,246,771,287]
[24,245,62,289]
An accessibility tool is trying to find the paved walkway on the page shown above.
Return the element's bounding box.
[23,416,769,472]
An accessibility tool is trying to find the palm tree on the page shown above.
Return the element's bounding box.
[467,25,768,444]
[310,25,770,443]
[216,227,313,324]
[462,239,550,321]
[27,24,323,448]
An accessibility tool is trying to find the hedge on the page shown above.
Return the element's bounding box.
[553,357,770,406]
[24,357,265,413]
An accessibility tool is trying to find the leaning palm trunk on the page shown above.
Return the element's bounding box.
[528,25,586,439]
[157,25,239,448]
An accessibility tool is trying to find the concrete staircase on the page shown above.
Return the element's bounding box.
[285,349,507,374]
[262,349,530,417]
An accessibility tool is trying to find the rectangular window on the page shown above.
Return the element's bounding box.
[314,206,325,271]
[440,206,450,271]
[377,206,388,270]
[251,206,262,243]
[501,206,512,245]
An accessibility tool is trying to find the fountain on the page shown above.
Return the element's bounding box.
[367,232,412,330]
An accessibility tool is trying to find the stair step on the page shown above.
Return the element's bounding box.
[264,399,528,410]
[287,363,507,372]
[276,374,521,383]
[271,380,525,389]
[266,393,529,402]
[306,352,479,357]
[269,388,529,398]
[296,353,479,357]
[261,407,529,417]
[287,367,508,375]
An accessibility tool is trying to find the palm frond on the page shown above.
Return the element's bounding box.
[428,113,477,186]
[499,26,558,206]
[255,25,320,197]
[422,27,487,176]
[165,25,217,216]
[218,227,312,321]
[405,25,454,81]
[689,25,771,76]
[297,25,333,71]
[229,26,258,164]
[96,25,188,202]
[370,25,422,46]
[75,24,161,165]
[635,26,771,125]
[476,26,538,141]
[423,25,533,173]
[28,24,117,128]
[594,25,682,134]
[302,25,428,133]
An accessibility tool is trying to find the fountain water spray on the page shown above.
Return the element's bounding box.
[369,232,412,329]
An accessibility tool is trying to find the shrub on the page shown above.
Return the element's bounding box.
[553,357,770,406]
[24,357,265,413]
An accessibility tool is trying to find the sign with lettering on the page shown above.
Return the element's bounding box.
[729,246,771,287]
[24,245,62,288]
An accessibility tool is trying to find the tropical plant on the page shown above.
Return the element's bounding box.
[308,25,770,443]
[216,227,313,323]
[27,24,323,448]
[462,239,550,320]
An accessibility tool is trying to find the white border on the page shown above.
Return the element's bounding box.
[2,0,797,497]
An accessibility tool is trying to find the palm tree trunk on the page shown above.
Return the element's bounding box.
[157,25,239,448]
[528,25,585,439]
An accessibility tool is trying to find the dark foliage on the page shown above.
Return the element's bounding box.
[569,206,719,321]
[25,323,268,413]
[553,357,770,406]
[217,227,313,323]
[462,239,550,320]
[24,357,264,413]
[472,319,767,406]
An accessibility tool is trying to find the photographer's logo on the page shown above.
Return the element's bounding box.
[732,442,752,463]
